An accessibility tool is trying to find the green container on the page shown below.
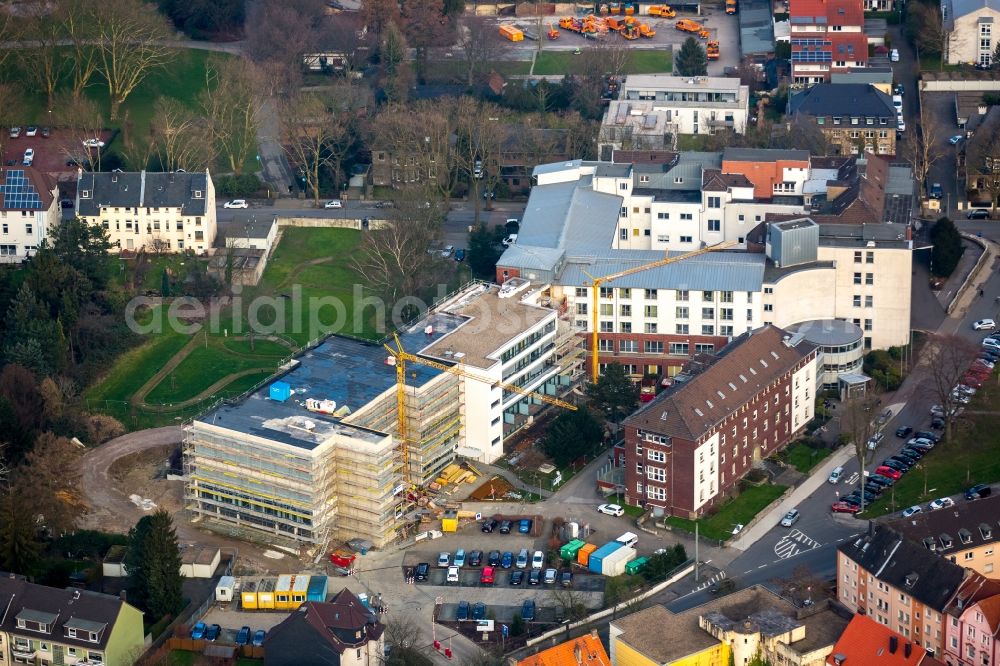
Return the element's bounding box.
[560,539,586,560]
[625,556,649,575]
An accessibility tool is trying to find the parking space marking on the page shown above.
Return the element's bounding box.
[773,529,822,559]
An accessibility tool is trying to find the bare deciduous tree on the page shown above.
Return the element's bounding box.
[906,107,944,193]
[16,432,83,536]
[925,333,980,442]
[281,91,352,205]
[245,0,326,92]
[362,0,401,38]
[840,390,883,513]
[16,10,69,105]
[368,101,454,200]
[201,57,265,174]
[400,0,451,81]
[456,16,503,87]
[92,0,175,120]
[151,98,214,172]
[51,95,107,171]
[451,98,509,222]
[61,0,101,98]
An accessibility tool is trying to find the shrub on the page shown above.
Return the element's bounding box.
[216,174,263,197]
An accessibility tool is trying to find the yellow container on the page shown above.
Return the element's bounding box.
[241,579,259,610]
[257,578,276,610]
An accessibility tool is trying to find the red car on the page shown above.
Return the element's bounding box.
[832,501,861,514]
[963,375,985,388]
[875,465,902,480]
[479,566,495,586]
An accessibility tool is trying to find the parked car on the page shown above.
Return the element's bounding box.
[510,570,524,585]
[469,550,482,567]
[949,134,964,145]
[516,548,529,569]
[890,48,900,61]
[438,552,450,567]
[481,518,497,533]
[780,509,800,527]
[472,602,486,621]
[598,503,625,516]
[827,466,843,484]
[323,200,342,209]
[867,474,893,488]
[521,599,536,621]
[929,183,943,199]
[875,465,902,480]
[82,138,105,148]
[9,127,20,138]
[41,126,50,138]
[499,520,512,534]
[252,630,266,647]
[22,148,33,165]
[866,432,884,450]
[974,319,997,331]
[236,626,251,645]
[518,518,532,534]
[914,430,940,443]
[931,416,946,429]
[501,551,513,569]
[929,497,955,510]
[25,126,37,137]
[895,425,913,438]
[886,456,914,471]
[488,550,501,566]
[453,549,466,567]
[902,505,922,518]
[881,459,908,473]
[968,209,991,219]
[532,550,545,569]
[480,566,495,585]
[528,570,541,585]
[561,570,573,587]
[191,622,207,639]
[224,199,248,209]
[863,482,884,496]
[544,568,558,584]
[966,483,992,500]
[446,566,459,583]
[456,600,470,621]
[415,562,430,580]
[206,624,221,641]
[454,248,466,262]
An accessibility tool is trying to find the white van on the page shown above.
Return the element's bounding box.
[615,532,639,548]
[828,466,844,484]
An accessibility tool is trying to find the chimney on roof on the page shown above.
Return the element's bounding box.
[904,643,912,658]
[889,636,898,654]
[833,655,846,666]
[590,628,599,639]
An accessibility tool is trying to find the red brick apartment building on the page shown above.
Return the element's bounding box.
[790,0,868,85]
[623,325,818,518]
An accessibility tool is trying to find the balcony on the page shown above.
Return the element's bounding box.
[11,646,37,659]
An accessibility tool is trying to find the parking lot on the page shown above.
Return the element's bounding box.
[196,608,289,644]
[2,127,113,177]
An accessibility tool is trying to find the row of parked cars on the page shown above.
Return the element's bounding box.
[481,517,533,534]
[830,430,943,514]
[456,599,539,622]
[191,622,265,647]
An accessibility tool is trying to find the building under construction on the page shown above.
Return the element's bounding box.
[184,280,585,549]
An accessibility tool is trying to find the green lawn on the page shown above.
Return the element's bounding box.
[676,134,714,151]
[665,483,789,542]
[532,48,672,76]
[861,384,1000,517]
[1,49,220,166]
[783,442,833,474]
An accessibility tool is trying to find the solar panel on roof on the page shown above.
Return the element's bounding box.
[1,169,44,210]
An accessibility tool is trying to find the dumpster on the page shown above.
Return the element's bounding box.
[560,539,585,561]
[625,556,649,575]
[601,546,635,576]
[588,542,623,574]
[577,543,598,567]
[307,575,328,602]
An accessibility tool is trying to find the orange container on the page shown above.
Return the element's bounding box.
[577,543,598,566]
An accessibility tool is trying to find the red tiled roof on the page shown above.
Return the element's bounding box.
[978,594,1000,636]
[517,634,611,666]
[826,615,926,666]
[0,165,56,212]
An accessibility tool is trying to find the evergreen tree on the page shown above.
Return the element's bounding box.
[144,510,184,617]
[0,493,42,575]
[675,37,708,76]
[929,216,963,277]
[467,224,504,279]
[541,408,604,467]
[160,269,171,297]
[586,362,640,423]
[124,515,153,611]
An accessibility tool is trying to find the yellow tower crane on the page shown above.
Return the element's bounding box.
[587,241,737,383]
[384,333,577,482]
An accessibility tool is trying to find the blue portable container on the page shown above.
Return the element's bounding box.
[588,541,623,574]
[306,575,328,602]
[269,381,291,402]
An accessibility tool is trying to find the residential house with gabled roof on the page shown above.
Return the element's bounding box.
[789,0,868,84]
[0,575,144,666]
[943,0,1000,66]
[622,324,818,517]
[884,493,1000,578]
[789,84,898,156]
[837,524,971,658]
[75,169,216,254]
[826,614,947,666]
[942,575,1000,666]
[0,166,60,263]
[263,588,385,666]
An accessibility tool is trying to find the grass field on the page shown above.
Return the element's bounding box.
[665,483,788,542]
[783,441,833,474]
[532,49,672,76]
[862,383,1000,517]
[1,49,220,164]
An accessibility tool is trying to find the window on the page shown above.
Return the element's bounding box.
[865,295,873,307]
[854,251,862,263]
[864,319,872,331]
[676,307,689,319]
[764,304,773,312]
[720,308,733,321]
[853,272,862,284]
[620,340,637,353]
[721,291,734,303]
[645,305,658,317]
[576,303,587,315]
[620,182,628,190]
[676,289,689,301]
[703,291,714,301]
[620,207,627,219]
[708,219,721,232]
[720,325,733,336]
[0,244,17,256]
[866,251,874,264]
[657,212,670,220]
[764,287,773,294]
[1,223,6,234]
[673,177,684,184]
[645,322,658,333]
[680,213,693,221]
[853,295,862,307]
[647,466,666,482]
[645,341,663,354]
[24,223,31,235]
[866,273,874,285]
[619,303,632,318]
[600,322,613,332]
[695,343,715,353]
[702,324,715,335]
[639,175,650,183]
[707,196,721,208]
[575,287,587,298]
[599,339,614,352]
[620,322,632,333]
[645,289,658,298]
[680,235,693,243]
[676,324,689,334]
[656,234,670,243]
[620,228,628,240]
[702,307,715,319]
[669,343,689,355]
[648,450,666,462]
